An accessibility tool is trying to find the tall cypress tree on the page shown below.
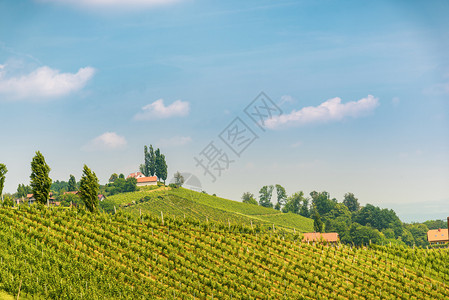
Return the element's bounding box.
[149,145,156,176]
[79,165,99,213]
[0,164,7,198]
[159,154,167,184]
[30,151,52,204]
[67,174,77,192]
[155,148,161,180]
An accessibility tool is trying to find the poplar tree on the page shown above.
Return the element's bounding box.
[79,165,99,212]
[30,151,52,204]
[148,145,156,176]
[159,154,167,184]
[155,148,161,180]
[0,164,7,198]
[67,174,77,192]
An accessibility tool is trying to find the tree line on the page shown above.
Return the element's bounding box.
[1,151,100,212]
[242,185,439,247]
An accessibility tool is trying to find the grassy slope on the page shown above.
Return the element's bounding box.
[1,206,449,299]
[104,187,313,232]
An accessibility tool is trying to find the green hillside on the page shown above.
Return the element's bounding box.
[102,187,314,233]
[1,205,449,299]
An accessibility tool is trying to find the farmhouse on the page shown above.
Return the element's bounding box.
[303,232,339,243]
[136,176,158,187]
[427,228,448,245]
[127,172,145,179]
[98,194,106,202]
[26,193,56,205]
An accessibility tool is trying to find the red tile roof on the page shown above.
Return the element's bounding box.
[127,172,144,179]
[136,176,157,183]
[303,232,339,243]
[427,228,448,243]
[26,194,34,198]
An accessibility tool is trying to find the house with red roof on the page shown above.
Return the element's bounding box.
[427,228,448,245]
[136,176,157,187]
[26,193,55,205]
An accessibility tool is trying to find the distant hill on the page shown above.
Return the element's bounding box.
[101,186,314,233]
[1,205,449,299]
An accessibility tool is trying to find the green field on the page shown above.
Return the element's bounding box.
[102,187,313,233]
[1,205,449,299]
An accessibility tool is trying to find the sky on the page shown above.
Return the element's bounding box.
[0,0,448,222]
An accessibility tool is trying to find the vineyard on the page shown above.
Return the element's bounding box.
[1,205,449,299]
[103,187,314,233]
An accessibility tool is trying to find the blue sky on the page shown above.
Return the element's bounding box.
[0,0,448,222]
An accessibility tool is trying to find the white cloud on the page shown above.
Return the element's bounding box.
[134,99,190,120]
[38,0,181,9]
[82,132,127,151]
[158,136,192,147]
[0,65,95,101]
[266,95,379,129]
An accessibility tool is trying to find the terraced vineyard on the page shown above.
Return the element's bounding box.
[103,187,314,233]
[1,205,449,299]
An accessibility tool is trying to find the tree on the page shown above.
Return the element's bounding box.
[299,198,310,218]
[405,223,429,247]
[0,164,7,198]
[30,151,52,205]
[159,154,167,184]
[59,193,81,207]
[141,145,156,177]
[51,180,68,193]
[353,204,403,237]
[79,165,99,213]
[259,185,273,208]
[310,191,335,215]
[16,184,32,198]
[343,192,360,212]
[119,173,125,179]
[155,148,161,180]
[322,203,351,238]
[242,192,258,205]
[124,177,137,193]
[349,223,382,245]
[282,191,303,214]
[143,145,150,176]
[68,175,77,192]
[108,173,118,183]
[423,219,447,230]
[313,206,323,232]
[148,145,156,176]
[274,184,287,210]
[174,171,185,188]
